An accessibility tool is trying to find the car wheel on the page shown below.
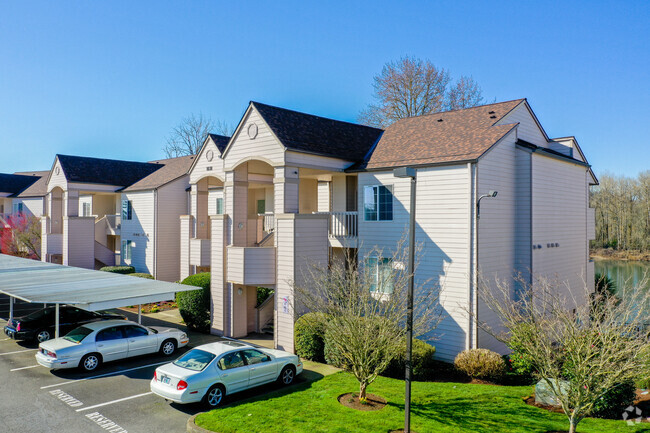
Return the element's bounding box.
[160,339,176,356]
[203,384,225,408]
[36,329,51,343]
[79,353,101,372]
[279,365,295,386]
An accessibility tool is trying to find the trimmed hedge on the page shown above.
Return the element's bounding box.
[100,266,135,274]
[176,273,211,332]
[454,349,506,381]
[382,339,437,381]
[294,312,328,362]
[592,380,637,419]
[130,273,154,279]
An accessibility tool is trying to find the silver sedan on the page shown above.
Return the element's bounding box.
[35,319,189,371]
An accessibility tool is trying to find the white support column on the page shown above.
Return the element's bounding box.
[55,304,60,339]
[317,180,331,213]
[8,297,13,322]
[138,305,142,324]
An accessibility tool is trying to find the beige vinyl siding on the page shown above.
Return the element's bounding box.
[210,215,228,335]
[155,176,189,281]
[531,154,589,305]
[63,217,95,268]
[47,159,68,192]
[285,151,352,170]
[13,197,45,217]
[179,216,192,281]
[331,175,347,211]
[357,166,471,361]
[497,103,548,147]
[207,189,223,216]
[120,191,155,274]
[275,217,295,351]
[317,181,330,212]
[190,140,225,185]
[224,108,285,170]
[476,131,519,353]
[93,195,117,218]
[298,178,318,213]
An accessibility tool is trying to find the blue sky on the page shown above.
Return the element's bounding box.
[0,1,648,176]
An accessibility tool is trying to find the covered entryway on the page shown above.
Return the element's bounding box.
[0,254,198,338]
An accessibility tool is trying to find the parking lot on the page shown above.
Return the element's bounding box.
[0,305,311,433]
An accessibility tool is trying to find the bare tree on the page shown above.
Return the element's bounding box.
[163,113,233,158]
[445,76,484,111]
[293,242,441,402]
[358,56,484,128]
[475,274,650,433]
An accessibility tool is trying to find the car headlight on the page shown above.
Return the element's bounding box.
[180,333,187,340]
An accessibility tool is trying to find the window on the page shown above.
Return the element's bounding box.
[241,349,271,365]
[96,326,125,342]
[12,202,24,214]
[216,197,224,215]
[217,352,246,370]
[364,185,393,221]
[173,349,216,371]
[63,326,93,343]
[123,325,149,338]
[368,257,394,294]
[82,202,91,217]
[121,199,132,220]
[121,240,133,261]
[256,199,265,215]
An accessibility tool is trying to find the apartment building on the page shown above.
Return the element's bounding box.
[40,154,193,281]
[181,99,597,361]
[0,171,47,224]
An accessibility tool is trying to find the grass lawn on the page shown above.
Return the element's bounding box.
[195,372,650,433]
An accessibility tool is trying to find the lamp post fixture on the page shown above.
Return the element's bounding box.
[393,166,416,433]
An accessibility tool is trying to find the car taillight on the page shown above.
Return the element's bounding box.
[16,323,20,332]
[177,380,188,391]
[42,349,56,358]
[153,371,157,381]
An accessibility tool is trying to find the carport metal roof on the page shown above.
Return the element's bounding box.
[0,254,197,311]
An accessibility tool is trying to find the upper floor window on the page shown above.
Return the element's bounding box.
[12,202,24,214]
[121,240,133,262]
[364,185,393,221]
[216,198,224,215]
[82,202,91,217]
[367,257,394,294]
[121,200,132,220]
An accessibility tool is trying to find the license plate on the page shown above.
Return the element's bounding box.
[162,376,171,385]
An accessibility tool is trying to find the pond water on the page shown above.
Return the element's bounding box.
[593,260,650,292]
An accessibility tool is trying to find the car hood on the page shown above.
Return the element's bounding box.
[40,338,81,352]
[260,348,297,360]
[150,326,182,335]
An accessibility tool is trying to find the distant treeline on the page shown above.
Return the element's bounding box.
[591,171,650,251]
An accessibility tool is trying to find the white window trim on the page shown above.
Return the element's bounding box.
[363,184,393,221]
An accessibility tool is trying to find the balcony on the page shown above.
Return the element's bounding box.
[46,233,63,255]
[104,214,121,236]
[190,238,211,267]
[314,211,358,248]
[227,246,276,286]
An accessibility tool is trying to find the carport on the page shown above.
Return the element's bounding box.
[0,254,198,338]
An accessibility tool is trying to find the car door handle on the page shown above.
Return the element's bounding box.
[97,344,104,347]
[250,368,256,371]
[222,374,228,377]
[129,340,135,342]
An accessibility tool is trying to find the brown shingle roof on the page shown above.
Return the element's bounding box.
[354,99,525,170]
[0,172,43,196]
[121,155,194,192]
[14,171,50,198]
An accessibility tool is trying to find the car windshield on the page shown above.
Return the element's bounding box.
[22,308,52,320]
[173,349,216,372]
[147,327,158,334]
[63,326,93,343]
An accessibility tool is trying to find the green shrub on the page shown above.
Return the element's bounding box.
[256,287,274,307]
[100,266,135,274]
[507,323,538,377]
[176,273,211,332]
[294,312,327,362]
[591,380,637,419]
[324,325,347,369]
[382,339,436,381]
[454,349,506,381]
[130,273,154,279]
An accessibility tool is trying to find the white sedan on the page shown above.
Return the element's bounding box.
[35,319,189,371]
[150,341,302,407]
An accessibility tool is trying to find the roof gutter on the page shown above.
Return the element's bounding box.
[516,139,591,168]
[345,158,479,173]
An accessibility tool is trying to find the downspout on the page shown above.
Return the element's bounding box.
[472,162,479,349]
[467,162,473,351]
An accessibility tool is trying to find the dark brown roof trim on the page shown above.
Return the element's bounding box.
[515,139,590,168]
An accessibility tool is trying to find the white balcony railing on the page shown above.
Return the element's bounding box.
[259,212,275,233]
[315,211,358,238]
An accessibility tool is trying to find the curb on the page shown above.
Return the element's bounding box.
[187,414,214,433]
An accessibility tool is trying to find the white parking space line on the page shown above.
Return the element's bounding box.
[0,348,37,356]
[1,338,11,341]
[40,361,168,389]
[10,364,41,371]
[75,392,153,412]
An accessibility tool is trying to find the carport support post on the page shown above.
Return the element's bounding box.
[138,305,142,324]
[8,297,13,322]
[55,303,60,339]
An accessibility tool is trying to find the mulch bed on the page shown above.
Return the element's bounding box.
[338,392,387,411]
[122,301,177,314]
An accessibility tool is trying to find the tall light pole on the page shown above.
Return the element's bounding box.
[393,166,416,433]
